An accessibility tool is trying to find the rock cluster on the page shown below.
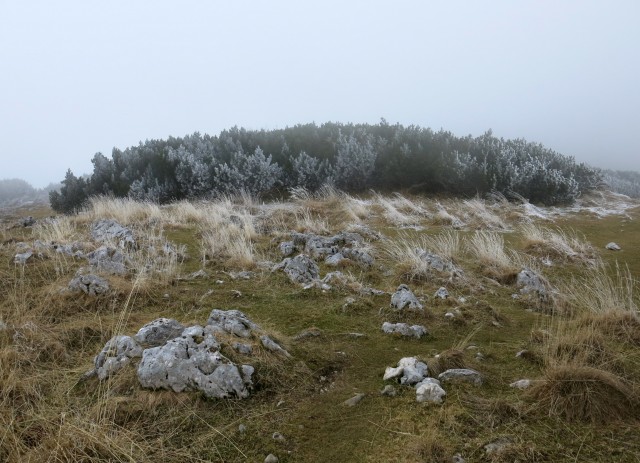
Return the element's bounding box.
[68,274,110,296]
[88,309,289,400]
[282,232,374,267]
[91,219,136,249]
[383,357,483,404]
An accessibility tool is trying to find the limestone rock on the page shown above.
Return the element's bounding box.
[68,274,110,296]
[94,335,143,381]
[380,385,397,397]
[134,318,186,347]
[279,241,295,257]
[384,357,429,385]
[606,242,621,251]
[260,335,291,357]
[137,327,253,399]
[233,343,253,355]
[14,251,33,265]
[381,322,428,338]
[282,254,319,284]
[264,454,279,463]
[86,245,128,275]
[418,250,457,273]
[516,268,548,299]
[91,219,136,249]
[434,287,449,299]
[343,392,366,407]
[207,309,259,338]
[416,379,446,404]
[509,379,532,390]
[390,285,423,311]
[325,252,346,266]
[342,248,374,267]
[438,368,483,386]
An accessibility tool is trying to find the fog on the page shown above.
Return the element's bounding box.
[1,0,638,187]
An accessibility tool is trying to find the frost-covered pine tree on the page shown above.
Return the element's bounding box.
[333,131,377,191]
[291,151,332,191]
[212,147,283,197]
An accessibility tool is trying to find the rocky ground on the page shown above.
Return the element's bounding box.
[1,190,639,462]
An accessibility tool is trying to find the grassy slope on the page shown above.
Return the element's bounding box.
[1,195,639,462]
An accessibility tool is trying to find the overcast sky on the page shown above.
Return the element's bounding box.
[1,1,638,188]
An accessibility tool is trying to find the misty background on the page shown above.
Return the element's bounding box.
[0,1,639,189]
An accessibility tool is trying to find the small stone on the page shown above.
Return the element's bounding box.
[14,251,33,265]
[231,290,242,298]
[510,379,532,389]
[343,393,366,407]
[215,280,224,284]
[390,284,424,311]
[606,242,621,251]
[416,381,447,404]
[238,424,246,433]
[452,453,465,463]
[438,368,483,386]
[434,287,449,299]
[261,335,291,357]
[272,432,286,442]
[380,385,397,397]
[444,312,455,319]
[265,454,279,463]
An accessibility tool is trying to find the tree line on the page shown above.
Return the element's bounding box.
[49,121,603,213]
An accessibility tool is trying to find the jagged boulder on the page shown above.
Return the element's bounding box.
[68,274,110,296]
[207,309,260,338]
[381,322,428,339]
[390,285,423,311]
[91,219,136,249]
[93,335,143,381]
[137,325,253,399]
[134,318,186,347]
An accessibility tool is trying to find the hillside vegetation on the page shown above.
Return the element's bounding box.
[1,189,639,462]
[48,122,604,214]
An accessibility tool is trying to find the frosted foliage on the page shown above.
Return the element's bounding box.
[333,131,377,191]
[292,151,331,191]
[213,147,283,196]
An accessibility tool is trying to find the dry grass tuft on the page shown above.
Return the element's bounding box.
[467,231,519,280]
[428,348,467,376]
[461,198,507,230]
[87,196,162,225]
[520,223,595,262]
[528,364,638,422]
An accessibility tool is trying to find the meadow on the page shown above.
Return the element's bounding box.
[1,189,638,462]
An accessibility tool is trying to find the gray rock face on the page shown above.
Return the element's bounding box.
[14,251,33,265]
[68,274,110,296]
[54,241,86,258]
[381,322,428,339]
[516,268,548,299]
[305,236,340,259]
[434,287,449,299]
[207,309,259,338]
[390,285,424,311]
[137,326,253,399]
[86,245,128,275]
[134,318,186,347]
[91,219,136,249]
[282,254,319,284]
[94,335,143,381]
[606,242,621,251]
[438,368,483,386]
[279,241,295,257]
